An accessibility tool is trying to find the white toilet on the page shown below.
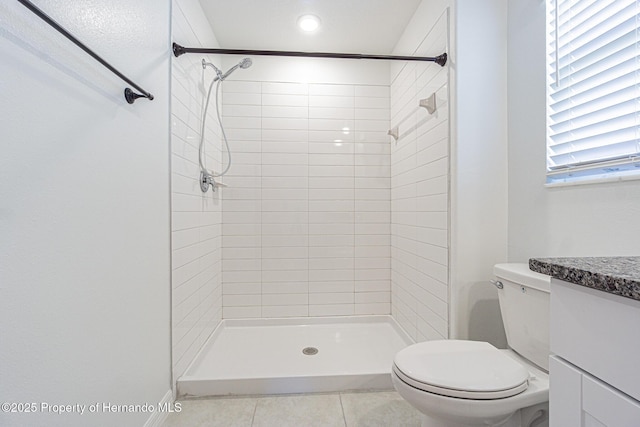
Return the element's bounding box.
[392,263,551,427]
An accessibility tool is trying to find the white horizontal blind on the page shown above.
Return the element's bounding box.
[546,0,640,184]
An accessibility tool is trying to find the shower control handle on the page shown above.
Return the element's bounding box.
[200,171,216,193]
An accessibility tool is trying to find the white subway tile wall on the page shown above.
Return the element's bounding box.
[171,4,448,380]
[171,0,223,380]
[222,81,391,318]
[390,15,449,342]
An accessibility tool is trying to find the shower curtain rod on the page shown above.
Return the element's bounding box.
[17,0,154,104]
[172,43,448,66]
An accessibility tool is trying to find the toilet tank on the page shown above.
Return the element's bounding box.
[494,263,551,371]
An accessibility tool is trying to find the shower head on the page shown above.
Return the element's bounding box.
[220,58,253,80]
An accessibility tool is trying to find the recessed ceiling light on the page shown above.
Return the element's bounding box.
[297,14,321,32]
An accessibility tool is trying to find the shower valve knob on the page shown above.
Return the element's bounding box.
[200,171,215,193]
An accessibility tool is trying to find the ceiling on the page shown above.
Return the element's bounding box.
[199,0,423,55]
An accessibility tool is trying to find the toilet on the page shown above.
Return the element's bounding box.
[392,264,551,427]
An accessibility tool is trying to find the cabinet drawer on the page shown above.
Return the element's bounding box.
[551,280,640,401]
[583,375,640,427]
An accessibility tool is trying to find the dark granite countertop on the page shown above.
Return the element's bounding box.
[529,257,640,302]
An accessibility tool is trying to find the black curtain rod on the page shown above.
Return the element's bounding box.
[17,0,154,104]
[172,43,447,67]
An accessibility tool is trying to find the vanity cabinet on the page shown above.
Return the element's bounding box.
[549,279,640,427]
[550,356,640,426]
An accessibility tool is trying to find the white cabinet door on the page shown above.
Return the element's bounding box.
[550,356,582,427]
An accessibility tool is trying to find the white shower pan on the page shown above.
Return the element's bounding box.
[177,315,413,397]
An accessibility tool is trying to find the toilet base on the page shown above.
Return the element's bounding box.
[518,403,548,427]
[418,402,548,427]
[418,412,512,427]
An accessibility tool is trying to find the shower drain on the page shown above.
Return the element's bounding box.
[302,347,318,355]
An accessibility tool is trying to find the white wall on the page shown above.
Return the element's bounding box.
[171,0,223,384]
[450,0,508,346]
[0,1,171,426]
[219,58,392,318]
[507,0,640,260]
[390,9,450,342]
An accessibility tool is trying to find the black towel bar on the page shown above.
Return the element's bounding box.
[17,0,154,104]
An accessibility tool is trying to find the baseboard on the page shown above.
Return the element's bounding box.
[143,389,173,427]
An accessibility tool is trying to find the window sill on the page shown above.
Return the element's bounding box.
[545,173,640,188]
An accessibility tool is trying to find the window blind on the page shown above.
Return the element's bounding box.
[546,0,640,183]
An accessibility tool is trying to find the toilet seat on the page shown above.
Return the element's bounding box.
[393,340,530,400]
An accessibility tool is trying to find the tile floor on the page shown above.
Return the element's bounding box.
[163,391,422,427]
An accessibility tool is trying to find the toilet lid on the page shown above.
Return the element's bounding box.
[393,340,530,399]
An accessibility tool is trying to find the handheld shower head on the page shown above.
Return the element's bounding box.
[220,58,253,80]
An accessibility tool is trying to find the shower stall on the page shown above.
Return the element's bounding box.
[170,0,455,397]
